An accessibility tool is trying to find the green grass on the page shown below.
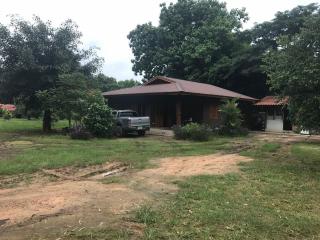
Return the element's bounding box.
[62,228,132,240]
[0,118,232,175]
[135,205,158,225]
[2,118,320,239]
[138,142,320,239]
[0,117,68,132]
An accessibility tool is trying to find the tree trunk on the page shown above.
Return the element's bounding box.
[43,110,52,132]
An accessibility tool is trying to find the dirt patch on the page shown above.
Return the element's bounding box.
[42,162,128,180]
[0,180,148,228]
[0,153,251,239]
[4,140,33,146]
[139,153,252,177]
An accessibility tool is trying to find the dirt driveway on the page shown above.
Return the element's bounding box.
[0,153,251,240]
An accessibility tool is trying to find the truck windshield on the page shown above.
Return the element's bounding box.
[119,111,138,117]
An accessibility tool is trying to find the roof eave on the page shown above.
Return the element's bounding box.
[103,91,256,101]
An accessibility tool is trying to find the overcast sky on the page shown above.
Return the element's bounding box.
[0,0,319,80]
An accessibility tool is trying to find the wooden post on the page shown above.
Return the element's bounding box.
[176,100,182,126]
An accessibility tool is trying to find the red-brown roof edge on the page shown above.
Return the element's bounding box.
[103,76,257,101]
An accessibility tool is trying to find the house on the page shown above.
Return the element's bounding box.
[103,76,256,128]
[254,96,292,132]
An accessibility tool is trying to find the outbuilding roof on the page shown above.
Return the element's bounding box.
[0,104,16,112]
[255,96,288,106]
[103,76,256,101]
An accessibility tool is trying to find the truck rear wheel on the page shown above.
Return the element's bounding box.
[138,130,145,136]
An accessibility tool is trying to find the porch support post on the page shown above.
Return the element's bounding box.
[176,99,182,126]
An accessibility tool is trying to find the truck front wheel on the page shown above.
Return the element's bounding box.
[115,126,126,137]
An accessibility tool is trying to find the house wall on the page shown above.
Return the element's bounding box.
[106,94,221,128]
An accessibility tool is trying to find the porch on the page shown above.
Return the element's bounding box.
[107,94,220,128]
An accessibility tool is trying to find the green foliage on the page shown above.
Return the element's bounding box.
[3,110,12,120]
[128,0,248,82]
[36,73,106,127]
[83,102,115,138]
[173,123,211,141]
[0,108,4,117]
[0,16,102,131]
[128,2,320,98]
[219,99,246,135]
[263,15,320,131]
[92,73,141,92]
[250,3,319,51]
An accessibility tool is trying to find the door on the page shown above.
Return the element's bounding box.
[266,108,283,132]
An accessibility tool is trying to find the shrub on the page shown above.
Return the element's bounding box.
[0,108,4,117]
[70,126,93,140]
[83,103,115,138]
[3,110,12,120]
[219,99,247,136]
[173,123,211,141]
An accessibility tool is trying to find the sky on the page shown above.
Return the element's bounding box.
[0,0,319,81]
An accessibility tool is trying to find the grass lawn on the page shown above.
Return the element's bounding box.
[0,118,232,175]
[137,142,320,239]
[1,118,320,239]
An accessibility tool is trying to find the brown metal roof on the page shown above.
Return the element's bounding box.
[255,96,288,106]
[103,76,256,101]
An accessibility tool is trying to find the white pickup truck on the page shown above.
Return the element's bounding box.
[112,110,150,136]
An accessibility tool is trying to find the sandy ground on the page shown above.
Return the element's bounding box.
[0,153,252,239]
[140,153,252,177]
[250,132,320,143]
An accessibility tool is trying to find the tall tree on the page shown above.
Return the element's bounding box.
[128,1,320,98]
[92,73,141,92]
[251,3,319,51]
[0,16,102,131]
[263,15,320,131]
[128,0,248,84]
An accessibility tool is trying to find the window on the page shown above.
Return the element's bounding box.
[119,111,138,117]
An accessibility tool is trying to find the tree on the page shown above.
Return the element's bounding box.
[116,79,140,89]
[91,73,118,92]
[250,3,319,51]
[92,73,141,92]
[37,72,107,128]
[219,99,243,135]
[128,0,248,84]
[234,3,320,98]
[83,102,115,138]
[263,15,320,131]
[128,2,320,98]
[0,16,102,131]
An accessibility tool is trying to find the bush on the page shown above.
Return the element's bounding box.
[0,108,4,117]
[173,123,211,141]
[70,126,93,140]
[83,103,115,138]
[3,110,12,120]
[219,99,247,136]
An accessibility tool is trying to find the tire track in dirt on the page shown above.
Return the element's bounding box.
[0,153,252,240]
